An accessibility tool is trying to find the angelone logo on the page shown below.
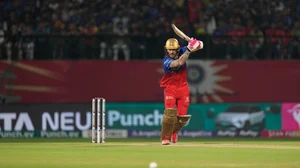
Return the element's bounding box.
[282,103,300,130]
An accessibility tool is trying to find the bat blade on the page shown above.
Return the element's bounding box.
[171,24,191,42]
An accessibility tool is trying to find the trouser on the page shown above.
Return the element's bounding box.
[164,85,190,116]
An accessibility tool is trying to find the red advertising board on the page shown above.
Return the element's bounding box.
[1,60,300,103]
[187,60,300,103]
[0,60,163,103]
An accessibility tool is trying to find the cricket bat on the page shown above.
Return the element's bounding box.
[171,24,192,42]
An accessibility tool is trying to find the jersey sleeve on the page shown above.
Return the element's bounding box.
[180,46,188,54]
[163,57,173,73]
[163,56,186,74]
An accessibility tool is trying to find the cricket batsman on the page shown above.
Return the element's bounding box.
[160,38,203,145]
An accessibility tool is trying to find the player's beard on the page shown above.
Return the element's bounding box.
[169,53,178,59]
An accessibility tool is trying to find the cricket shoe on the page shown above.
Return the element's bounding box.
[171,133,178,143]
[162,139,170,145]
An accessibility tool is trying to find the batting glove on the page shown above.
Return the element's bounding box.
[187,39,203,52]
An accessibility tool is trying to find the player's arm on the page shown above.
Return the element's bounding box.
[170,39,201,68]
[169,50,191,68]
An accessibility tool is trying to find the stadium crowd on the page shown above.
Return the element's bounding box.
[0,0,300,60]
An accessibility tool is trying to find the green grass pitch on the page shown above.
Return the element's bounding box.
[0,138,300,168]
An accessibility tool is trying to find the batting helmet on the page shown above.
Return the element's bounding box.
[165,38,180,50]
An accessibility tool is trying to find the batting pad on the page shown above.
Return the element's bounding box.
[160,108,177,141]
[172,115,191,134]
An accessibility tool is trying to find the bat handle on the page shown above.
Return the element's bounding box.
[187,37,192,42]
